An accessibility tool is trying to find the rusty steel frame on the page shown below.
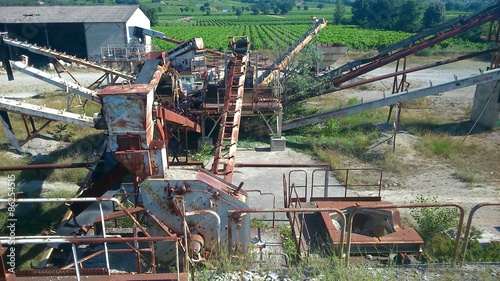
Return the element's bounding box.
[488,20,500,43]
[345,203,465,264]
[284,6,500,106]
[19,115,51,147]
[311,168,383,199]
[2,236,179,281]
[227,207,346,259]
[288,184,313,256]
[488,20,500,69]
[333,49,497,93]
[0,197,185,280]
[386,58,408,123]
[257,18,327,85]
[329,9,500,88]
[245,190,277,228]
[211,46,249,182]
[60,248,152,271]
[287,170,308,203]
[460,202,500,264]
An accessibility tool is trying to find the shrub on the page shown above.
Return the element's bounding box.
[410,195,459,242]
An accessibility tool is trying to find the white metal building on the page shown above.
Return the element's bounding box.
[0,5,150,62]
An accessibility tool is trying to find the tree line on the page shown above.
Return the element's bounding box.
[350,0,487,32]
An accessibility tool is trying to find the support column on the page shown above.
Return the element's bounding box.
[471,80,500,128]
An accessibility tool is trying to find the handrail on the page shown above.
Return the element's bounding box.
[245,190,277,227]
[0,197,182,280]
[460,202,500,264]
[311,168,383,199]
[227,207,346,259]
[288,170,308,202]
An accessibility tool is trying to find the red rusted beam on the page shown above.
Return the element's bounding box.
[336,49,496,92]
[0,162,91,171]
[331,10,500,88]
[159,107,201,133]
[19,119,52,147]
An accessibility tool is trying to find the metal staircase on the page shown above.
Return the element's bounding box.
[211,38,249,183]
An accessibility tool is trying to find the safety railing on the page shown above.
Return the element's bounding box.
[227,207,346,259]
[100,44,151,62]
[287,170,308,203]
[311,168,383,199]
[0,197,182,281]
[460,202,500,264]
[287,168,383,203]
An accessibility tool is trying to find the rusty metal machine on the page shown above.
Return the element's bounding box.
[0,2,499,279]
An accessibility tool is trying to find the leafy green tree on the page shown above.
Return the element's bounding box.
[261,5,271,14]
[278,1,294,14]
[297,5,301,10]
[445,1,454,11]
[200,6,206,12]
[351,0,370,25]
[466,2,483,12]
[394,0,424,32]
[303,5,309,10]
[334,0,346,24]
[367,0,393,29]
[422,2,445,29]
[317,3,324,10]
[454,2,465,11]
[236,7,243,16]
[149,9,159,26]
[251,6,260,15]
[141,6,159,26]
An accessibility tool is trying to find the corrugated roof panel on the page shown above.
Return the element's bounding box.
[0,5,140,23]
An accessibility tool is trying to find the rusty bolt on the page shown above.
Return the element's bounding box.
[212,191,220,199]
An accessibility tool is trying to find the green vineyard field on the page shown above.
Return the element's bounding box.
[153,23,484,53]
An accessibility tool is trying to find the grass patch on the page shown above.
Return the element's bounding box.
[453,168,476,184]
[285,106,386,164]
[414,133,483,180]
[404,97,433,109]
